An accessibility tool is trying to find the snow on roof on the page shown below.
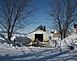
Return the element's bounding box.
[27,29,47,35]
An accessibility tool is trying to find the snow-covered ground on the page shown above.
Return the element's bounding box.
[0,33,77,61]
[0,43,77,61]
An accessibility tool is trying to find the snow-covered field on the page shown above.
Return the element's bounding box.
[0,44,77,61]
[0,33,77,61]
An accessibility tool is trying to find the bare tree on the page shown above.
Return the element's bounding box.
[63,0,77,38]
[50,0,77,40]
[0,0,33,43]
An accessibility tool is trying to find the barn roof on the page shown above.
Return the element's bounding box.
[27,29,47,35]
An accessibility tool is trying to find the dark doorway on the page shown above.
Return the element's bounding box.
[35,34,43,42]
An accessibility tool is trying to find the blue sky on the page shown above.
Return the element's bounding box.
[21,0,53,34]
[0,0,53,34]
[0,0,76,34]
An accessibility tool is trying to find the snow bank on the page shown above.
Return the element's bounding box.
[60,33,77,50]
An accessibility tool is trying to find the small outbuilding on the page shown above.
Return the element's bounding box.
[26,29,53,47]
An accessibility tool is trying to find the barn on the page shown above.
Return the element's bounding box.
[26,29,53,47]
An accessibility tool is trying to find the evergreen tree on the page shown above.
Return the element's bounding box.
[36,25,46,31]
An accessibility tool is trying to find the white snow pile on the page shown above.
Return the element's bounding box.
[0,42,16,49]
[60,33,77,50]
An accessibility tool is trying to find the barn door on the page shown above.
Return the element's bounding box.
[35,34,43,42]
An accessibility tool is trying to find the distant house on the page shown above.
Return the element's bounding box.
[26,29,53,47]
[74,23,77,34]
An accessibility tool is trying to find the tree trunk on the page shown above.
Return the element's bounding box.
[63,31,66,38]
[63,26,67,38]
[76,26,77,34]
[7,32,12,42]
[60,32,63,40]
